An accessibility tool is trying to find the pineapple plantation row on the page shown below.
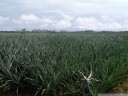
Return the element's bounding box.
[0,32,128,96]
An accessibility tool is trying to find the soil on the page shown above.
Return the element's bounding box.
[112,79,128,93]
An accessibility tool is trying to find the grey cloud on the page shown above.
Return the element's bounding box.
[1,0,128,31]
[0,16,9,25]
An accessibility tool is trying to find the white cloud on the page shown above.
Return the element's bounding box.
[20,14,40,24]
[0,16,9,25]
[40,18,54,28]
[42,18,53,23]
[74,16,125,31]
[103,23,123,30]
[101,15,115,23]
[10,13,128,31]
[53,14,73,30]
[62,14,74,20]
[13,14,40,24]
[55,19,72,29]
[75,17,100,30]
[1,0,128,31]
[13,14,73,30]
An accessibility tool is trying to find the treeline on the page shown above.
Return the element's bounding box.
[0,29,128,33]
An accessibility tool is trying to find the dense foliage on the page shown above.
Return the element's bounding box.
[0,32,128,96]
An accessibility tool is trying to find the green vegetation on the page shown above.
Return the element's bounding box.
[0,32,128,96]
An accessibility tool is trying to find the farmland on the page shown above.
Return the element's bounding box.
[0,32,128,96]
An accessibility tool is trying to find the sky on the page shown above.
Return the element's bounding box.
[0,0,128,31]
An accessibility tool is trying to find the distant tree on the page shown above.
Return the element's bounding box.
[32,29,42,32]
[21,28,27,32]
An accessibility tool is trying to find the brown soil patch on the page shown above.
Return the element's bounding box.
[112,79,128,93]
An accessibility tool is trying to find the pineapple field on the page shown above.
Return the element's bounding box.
[0,32,128,96]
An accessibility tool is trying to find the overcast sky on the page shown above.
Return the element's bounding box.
[0,0,128,31]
